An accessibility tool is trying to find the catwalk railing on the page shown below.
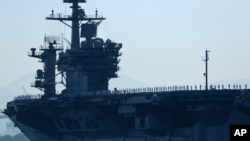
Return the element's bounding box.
[13,84,249,101]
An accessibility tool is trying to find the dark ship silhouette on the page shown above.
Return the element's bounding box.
[3,0,250,141]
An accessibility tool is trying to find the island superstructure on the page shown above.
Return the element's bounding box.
[3,0,250,141]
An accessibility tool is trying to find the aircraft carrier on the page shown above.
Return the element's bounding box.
[3,0,250,141]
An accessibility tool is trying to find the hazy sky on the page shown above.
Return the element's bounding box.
[1,0,250,88]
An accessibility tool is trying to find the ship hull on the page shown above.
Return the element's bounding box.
[7,108,250,141]
[4,89,250,141]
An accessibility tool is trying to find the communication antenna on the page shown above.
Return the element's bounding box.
[203,49,210,90]
[22,87,28,95]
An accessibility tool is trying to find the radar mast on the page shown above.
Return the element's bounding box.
[203,49,210,90]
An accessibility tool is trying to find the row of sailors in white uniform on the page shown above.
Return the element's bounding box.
[14,84,248,100]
